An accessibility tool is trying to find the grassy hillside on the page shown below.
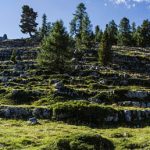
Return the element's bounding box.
[0,39,149,149]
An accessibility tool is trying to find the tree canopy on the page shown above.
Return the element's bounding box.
[20,5,38,37]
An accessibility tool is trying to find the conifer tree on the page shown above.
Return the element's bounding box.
[20,5,38,37]
[94,25,103,43]
[98,27,112,66]
[70,3,92,50]
[131,22,137,46]
[38,20,70,73]
[40,14,49,39]
[118,17,132,46]
[106,20,118,45]
[139,19,150,47]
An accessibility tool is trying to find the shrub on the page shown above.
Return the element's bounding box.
[7,89,41,104]
[52,101,117,126]
[48,133,114,150]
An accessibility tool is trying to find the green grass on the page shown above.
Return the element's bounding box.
[0,119,149,150]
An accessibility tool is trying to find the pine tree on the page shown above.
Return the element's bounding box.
[38,20,70,73]
[131,22,137,46]
[98,27,112,66]
[94,25,103,43]
[20,5,38,37]
[139,19,150,47]
[70,3,92,50]
[118,17,132,46]
[106,20,118,45]
[40,14,48,39]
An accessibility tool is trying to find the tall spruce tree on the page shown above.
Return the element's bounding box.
[95,25,103,43]
[40,14,49,39]
[98,27,112,66]
[20,5,38,37]
[118,17,132,46]
[139,19,150,47]
[131,22,137,46]
[106,20,118,45]
[70,3,92,50]
[38,20,70,73]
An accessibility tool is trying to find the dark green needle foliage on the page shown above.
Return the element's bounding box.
[20,5,38,37]
[38,20,70,73]
[70,3,93,50]
[98,27,112,66]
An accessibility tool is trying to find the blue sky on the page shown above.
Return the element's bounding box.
[0,0,150,39]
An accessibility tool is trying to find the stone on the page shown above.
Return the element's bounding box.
[71,58,77,63]
[125,91,148,99]
[28,117,38,125]
[50,79,59,84]
[132,102,140,107]
[4,108,11,118]
[105,113,118,122]
[54,82,64,90]
[147,103,150,108]
[105,116,114,122]
[137,111,142,121]
[124,110,132,122]
[1,77,8,83]
[141,102,147,108]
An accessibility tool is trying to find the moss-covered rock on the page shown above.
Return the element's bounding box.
[49,133,114,150]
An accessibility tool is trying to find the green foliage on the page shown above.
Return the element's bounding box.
[70,3,93,50]
[52,101,116,126]
[94,25,103,43]
[20,5,38,37]
[7,89,40,104]
[39,14,51,40]
[106,20,118,45]
[135,19,150,47]
[118,17,132,46]
[98,29,112,66]
[50,133,114,150]
[38,20,70,73]
[131,22,137,46]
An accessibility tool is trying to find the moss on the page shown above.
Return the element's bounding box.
[6,89,41,104]
[49,133,114,150]
[52,101,117,126]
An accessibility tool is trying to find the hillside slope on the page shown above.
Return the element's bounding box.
[0,39,149,149]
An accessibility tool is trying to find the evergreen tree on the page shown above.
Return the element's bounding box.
[38,20,70,73]
[70,3,92,50]
[134,26,142,47]
[118,17,132,46]
[98,27,112,66]
[3,34,7,40]
[40,14,48,39]
[94,25,103,43]
[131,22,137,46]
[20,5,38,37]
[106,20,118,45]
[139,19,150,47]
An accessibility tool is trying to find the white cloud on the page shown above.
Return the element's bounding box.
[109,0,150,8]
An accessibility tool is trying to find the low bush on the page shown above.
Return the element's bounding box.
[49,133,114,150]
[52,101,117,126]
[7,89,41,104]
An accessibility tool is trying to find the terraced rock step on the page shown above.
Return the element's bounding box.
[0,102,149,127]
